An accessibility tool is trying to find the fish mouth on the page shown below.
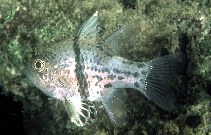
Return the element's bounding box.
[24,62,54,97]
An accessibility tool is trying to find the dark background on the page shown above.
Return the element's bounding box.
[0,87,25,135]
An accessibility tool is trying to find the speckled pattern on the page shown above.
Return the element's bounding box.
[24,11,186,127]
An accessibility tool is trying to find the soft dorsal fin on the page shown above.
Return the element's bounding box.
[75,11,101,44]
[101,88,128,127]
[101,24,139,56]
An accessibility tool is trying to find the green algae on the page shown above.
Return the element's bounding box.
[0,0,210,134]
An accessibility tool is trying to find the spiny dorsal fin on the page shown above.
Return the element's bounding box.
[75,11,101,45]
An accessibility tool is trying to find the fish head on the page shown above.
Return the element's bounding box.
[25,41,80,100]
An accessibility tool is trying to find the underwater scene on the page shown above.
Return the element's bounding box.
[0,0,210,135]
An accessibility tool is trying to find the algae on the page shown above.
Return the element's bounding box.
[0,0,210,134]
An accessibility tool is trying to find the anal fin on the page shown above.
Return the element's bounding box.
[101,89,128,127]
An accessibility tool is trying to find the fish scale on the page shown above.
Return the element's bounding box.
[25,11,186,127]
[82,50,148,101]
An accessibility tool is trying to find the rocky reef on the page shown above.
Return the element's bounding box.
[0,0,210,134]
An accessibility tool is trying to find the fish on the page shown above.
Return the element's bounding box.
[25,11,186,127]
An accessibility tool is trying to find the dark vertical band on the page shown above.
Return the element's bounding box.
[73,37,89,99]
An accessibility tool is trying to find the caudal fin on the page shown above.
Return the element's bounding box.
[141,53,187,111]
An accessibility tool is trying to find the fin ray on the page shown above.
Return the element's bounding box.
[75,11,100,44]
[63,97,97,126]
[101,25,139,56]
[101,89,128,127]
[141,53,187,111]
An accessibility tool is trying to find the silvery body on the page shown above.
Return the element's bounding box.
[25,11,185,126]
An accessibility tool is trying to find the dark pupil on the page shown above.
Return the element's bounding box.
[35,62,42,69]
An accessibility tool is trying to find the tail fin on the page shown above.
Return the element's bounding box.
[141,53,187,111]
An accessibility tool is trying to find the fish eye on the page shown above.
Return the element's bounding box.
[33,59,46,72]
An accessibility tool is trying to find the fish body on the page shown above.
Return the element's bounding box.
[25,11,186,126]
